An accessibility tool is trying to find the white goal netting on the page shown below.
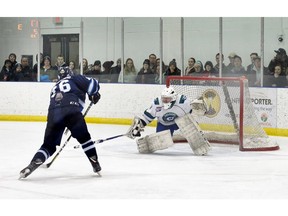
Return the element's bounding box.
[167,76,279,151]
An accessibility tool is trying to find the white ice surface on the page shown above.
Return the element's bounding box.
[0,121,287,215]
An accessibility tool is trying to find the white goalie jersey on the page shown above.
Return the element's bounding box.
[140,94,192,126]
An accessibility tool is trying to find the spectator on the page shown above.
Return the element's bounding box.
[118,58,137,83]
[203,61,218,77]
[8,53,17,70]
[213,53,227,74]
[226,52,236,72]
[149,53,157,73]
[110,58,121,83]
[100,61,114,83]
[164,59,181,77]
[226,55,246,77]
[82,58,89,75]
[247,57,269,87]
[21,56,34,81]
[189,60,204,78]
[268,48,288,75]
[68,60,77,75]
[85,60,102,80]
[13,63,24,81]
[54,54,67,71]
[0,59,13,81]
[136,59,155,84]
[246,52,258,74]
[40,56,57,82]
[264,65,288,87]
[185,57,196,75]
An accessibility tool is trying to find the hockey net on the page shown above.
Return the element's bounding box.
[167,76,279,151]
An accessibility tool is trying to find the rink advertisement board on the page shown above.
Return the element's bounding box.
[250,88,277,128]
[193,86,277,130]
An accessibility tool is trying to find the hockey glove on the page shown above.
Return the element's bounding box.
[89,92,101,104]
[127,116,145,139]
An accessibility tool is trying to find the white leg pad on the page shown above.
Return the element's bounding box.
[136,130,174,153]
[175,114,211,155]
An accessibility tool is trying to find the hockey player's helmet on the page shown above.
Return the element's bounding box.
[58,67,73,80]
[161,86,177,109]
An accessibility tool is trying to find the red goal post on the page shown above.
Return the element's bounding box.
[166,76,279,151]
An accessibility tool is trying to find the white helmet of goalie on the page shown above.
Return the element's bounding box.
[161,86,177,109]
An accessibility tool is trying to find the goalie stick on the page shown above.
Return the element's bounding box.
[73,133,129,149]
[43,101,94,168]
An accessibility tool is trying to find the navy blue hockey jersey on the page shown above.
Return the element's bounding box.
[49,75,99,110]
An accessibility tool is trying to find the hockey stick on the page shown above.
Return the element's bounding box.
[73,133,129,149]
[44,101,94,168]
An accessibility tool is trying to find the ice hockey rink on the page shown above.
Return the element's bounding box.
[1,121,287,215]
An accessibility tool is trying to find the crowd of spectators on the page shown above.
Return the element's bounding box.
[1,49,288,87]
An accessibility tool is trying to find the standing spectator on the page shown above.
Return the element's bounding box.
[246,52,258,74]
[213,53,227,75]
[110,58,121,83]
[8,53,17,70]
[0,59,13,81]
[185,57,196,75]
[268,48,288,75]
[136,59,155,84]
[118,58,137,83]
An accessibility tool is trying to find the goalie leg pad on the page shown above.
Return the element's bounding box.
[175,114,211,155]
[136,130,174,153]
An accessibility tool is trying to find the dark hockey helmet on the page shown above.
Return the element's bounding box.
[58,67,73,80]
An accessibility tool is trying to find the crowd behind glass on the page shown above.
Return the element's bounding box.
[1,49,288,88]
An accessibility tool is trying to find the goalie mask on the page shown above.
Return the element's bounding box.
[58,67,73,80]
[161,86,177,109]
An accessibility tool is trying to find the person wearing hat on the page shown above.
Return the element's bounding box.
[136,59,155,84]
[226,52,237,72]
[268,48,288,76]
[164,59,181,77]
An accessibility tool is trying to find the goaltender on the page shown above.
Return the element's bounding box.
[127,86,211,155]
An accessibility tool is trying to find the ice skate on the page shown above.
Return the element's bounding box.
[89,156,102,176]
[19,159,43,179]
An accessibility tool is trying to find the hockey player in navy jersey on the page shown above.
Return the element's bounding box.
[19,67,101,179]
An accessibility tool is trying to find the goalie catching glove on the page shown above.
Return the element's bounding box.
[127,116,146,139]
[191,96,208,116]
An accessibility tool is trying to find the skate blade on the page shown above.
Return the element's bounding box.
[96,171,102,177]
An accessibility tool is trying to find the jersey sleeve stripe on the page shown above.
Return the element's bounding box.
[87,79,99,95]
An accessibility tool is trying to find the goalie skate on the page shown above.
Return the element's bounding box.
[19,159,43,179]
